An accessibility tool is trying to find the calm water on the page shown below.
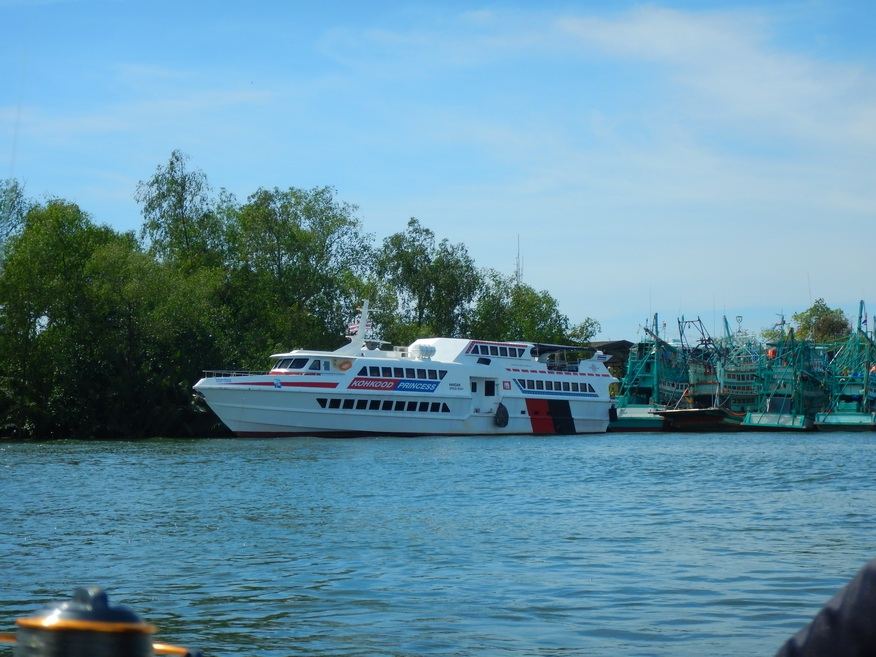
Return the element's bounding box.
[1,433,875,656]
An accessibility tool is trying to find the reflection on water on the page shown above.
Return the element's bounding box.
[1,433,875,656]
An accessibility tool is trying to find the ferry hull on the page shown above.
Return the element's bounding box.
[196,383,612,437]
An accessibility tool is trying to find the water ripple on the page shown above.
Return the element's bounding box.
[1,433,875,655]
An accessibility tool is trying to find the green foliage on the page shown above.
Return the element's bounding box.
[467,271,572,344]
[374,218,481,343]
[792,298,851,343]
[224,185,370,364]
[136,150,225,268]
[569,317,602,345]
[0,199,224,438]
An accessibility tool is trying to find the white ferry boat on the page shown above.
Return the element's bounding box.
[194,304,617,437]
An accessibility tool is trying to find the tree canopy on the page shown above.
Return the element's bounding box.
[791,298,851,343]
[0,151,600,439]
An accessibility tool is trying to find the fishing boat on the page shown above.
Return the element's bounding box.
[815,302,876,431]
[742,325,828,431]
[657,317,761,431]
[193,303,618,437]
[610,314,686,431]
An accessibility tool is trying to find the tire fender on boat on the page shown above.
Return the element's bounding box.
[494,402,509,428]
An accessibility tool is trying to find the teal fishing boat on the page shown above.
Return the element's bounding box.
[815,302,876,431]
[610,314,686,431]
[656,317,755,431]
[742,322,828,431]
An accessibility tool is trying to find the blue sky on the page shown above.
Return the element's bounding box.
[2,1,875,340]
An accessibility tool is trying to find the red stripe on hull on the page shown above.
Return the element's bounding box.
[525,398,555,434]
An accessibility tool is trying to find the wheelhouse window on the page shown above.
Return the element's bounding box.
[499,347,508,357]
[369,366,380,377]
[309,360,321,371]
[277,357,309,370]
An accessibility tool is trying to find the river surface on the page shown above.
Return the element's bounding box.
[1,433,875,656]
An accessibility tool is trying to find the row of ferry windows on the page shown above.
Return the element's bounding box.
[358,366,447,380]
[517,378,596,393]
[317,398,451,413]
[275,358,328,371]
[471,344,525,358]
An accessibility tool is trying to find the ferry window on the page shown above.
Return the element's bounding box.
[369,400,381,410]
[485,380,496,397]
[369,366,380,377]
[527,379,535,389]
[342,399,354,410]
[406,368,416,378]
[358,367,368,376]
[430,402,440,413]
[275,359,289,369]
[394,367,404,378]
[477,357,491,365]
[323,361,330,370]
[499,347,508,357]
[382,367,392,377]
[489,346,499,356]
[442,403,450,413]
[329,398,340,409]
[563,382,570,392]
[417,368,427,379]
[419,401,430,412]
[382,400,393,411]
[309,360,321,371]
[471,381,478,393]
[356,399,367,410]
[544,381,551,390]
[473,345,483,354]
[587,384,595,393]
[395,401,406,411]
[317,398,327,408]
[536,380,544,390]
[407,401,418,411]
[290,358,309,369]
[572,383,579,392]
[427,370,437,380]
[439,370,447,379]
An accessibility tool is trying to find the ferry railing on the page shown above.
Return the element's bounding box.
[201,369,267,378]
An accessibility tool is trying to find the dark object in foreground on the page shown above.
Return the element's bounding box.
[776,559,876,656]
[0,587,201,657]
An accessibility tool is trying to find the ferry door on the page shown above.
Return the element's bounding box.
[470,377,498,415]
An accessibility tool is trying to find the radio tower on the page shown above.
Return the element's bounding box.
[514,234,523,286]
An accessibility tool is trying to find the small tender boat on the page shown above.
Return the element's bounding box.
[194,303,618,437]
